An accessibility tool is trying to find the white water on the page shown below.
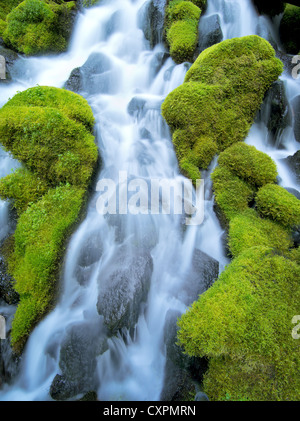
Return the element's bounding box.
[0,0,299,401]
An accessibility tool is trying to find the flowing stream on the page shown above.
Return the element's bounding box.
[0,0,299,401]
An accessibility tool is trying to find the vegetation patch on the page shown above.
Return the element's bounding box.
[162,35,283,181]
[0,86,98,352]
[279,3,300,54]
[178,246,300,400]
[0,0,77,56]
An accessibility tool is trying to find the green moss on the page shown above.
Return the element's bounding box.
[218,142,278,188]
[9,184,85,350]
[211,166,255,224]
[177,246,300,400]
[0,86,98,352]
[256,183,300,229]
[162,35,283,180]
[0,0,23,22]
[0,168,49,215]
[2,0,76,55]
[279,4,300,54]
[228,208,293,258]
[165,0,201,64]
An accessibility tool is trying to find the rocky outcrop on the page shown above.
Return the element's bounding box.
[196,14,223,55]
[137,0,166,49]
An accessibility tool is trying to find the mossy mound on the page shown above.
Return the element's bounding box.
[164,0,202,64]
[279,3,300,55]
[256,183,300,229]
[0,0,76,56]
[218,142,278,188]
[228,208,293,258]
[211,166,255,224]
[0,86,98,351]
[0,0,23,22]
[161,35,283,181]
[178,246,300,400]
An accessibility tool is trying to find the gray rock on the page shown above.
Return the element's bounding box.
[97,245,153,335]
[50,318,107,400]
[258,80,292,145]
[64,67,82,93]
[0,46,20,82]
[195,391,209,401]
[196,14,223,55]
[0,256,19,305]
[284,151,300,181]
[137,0,166,48]
[291,95,300,143]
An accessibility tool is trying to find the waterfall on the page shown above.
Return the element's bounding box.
[0,0,299,401]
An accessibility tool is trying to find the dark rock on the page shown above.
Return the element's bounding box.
[96,245,153,335]
[284,150,300,181]
[291,224,300,247]
[0,46,20,82]
[291,96,300,143]
[64,67,82,93]
[257,80,291,145]
[174,249,219,307]
[251,0,285,17]
[0,256,19,305]
[50,318,107,400]
[276,51,298,78]
[196,14,223,55]
[284,187,300,200]
[160,309,208,401]
[74,231,103,286]
[137,0,166,48]
[127,95,163,120]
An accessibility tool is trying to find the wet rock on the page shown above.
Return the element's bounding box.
[127,95,163,120]
[0,46,20,82]
[284,150,300,181]
[137,0,166,48]
[196,14,223,55]
[258,80,291,145]
[291,96,300,143]
[0,256,19,305]
[97,245,153,336]
[195,391,209,401]
[174,249,219,307]
[160,309,208,401]
[74,231,103,286]
[50,319,107,400]
[284,187,300,200]
[64,67,82,93]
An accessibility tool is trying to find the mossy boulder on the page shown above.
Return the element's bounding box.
[1,0,77,56]
[164,0,202,64]
[251,0,285,17]
[0,86,98,352]
[256,183,300,229]
[228,208,293,258]
[217,142,278,188]
[161,35,283,181]
[177,246,300,400]
[279,4,300,55]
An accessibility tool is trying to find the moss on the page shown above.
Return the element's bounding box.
[9,184,85,350]
[164,0,201,64]
[162,35,283,181]
[177,246,300,400]
[279,4,300,54]
[218,142,278,188]
[0,168,49,215]
[0,0,23,22]
[2,0,76,56]
[0,86,98,352]
[228,208,293,258]
[256,183,300,229]
[211,166,255,224]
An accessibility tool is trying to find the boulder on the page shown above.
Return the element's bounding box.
[64,67,82,93]
[50,318,107,400]
[291,95,300,143]
[0,46,19,82]
[258,80,291,145]
[196,14,223,54]
[284,150,300,181]
[137,0,166,48]
[0,256,19,305]
[96,245,153,336]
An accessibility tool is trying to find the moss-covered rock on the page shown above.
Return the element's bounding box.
[228,208,293,258]
[256,183,300,229]
[1,0,77,56]
[177,246,300,400]
[279,3,300,55]
[161,35,283,181]
[251,0,285,17]
[217,142,278,188]
[164,0,202,64]
[0,86,98,352]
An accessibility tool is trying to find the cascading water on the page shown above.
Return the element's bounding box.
[0,0,299,401]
